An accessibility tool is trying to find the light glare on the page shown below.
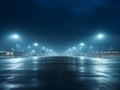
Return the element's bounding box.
[34,43,38,47]
[11,34,20,40]
[97,34,104,39]
[80,43,85,46]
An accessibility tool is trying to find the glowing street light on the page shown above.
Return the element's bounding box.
[80,42,85,46]
[69,48,72,51]
[11,34,20,40]
[72,46,76,50]
[42,46,46,50]
[97,34,104,40]
[33,43,38,47]
[31,50,35,53]
[50,50,53,52]
[47,49,49,51]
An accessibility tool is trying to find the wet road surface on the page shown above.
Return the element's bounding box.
[0,56,120,90]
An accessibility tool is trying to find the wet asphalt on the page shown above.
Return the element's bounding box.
[0,56,120,90]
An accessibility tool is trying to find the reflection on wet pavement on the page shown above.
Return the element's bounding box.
[0,56,120,90]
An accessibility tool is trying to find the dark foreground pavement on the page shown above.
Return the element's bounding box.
[0,56,120,90]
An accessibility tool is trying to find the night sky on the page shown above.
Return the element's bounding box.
[0,0,120,51]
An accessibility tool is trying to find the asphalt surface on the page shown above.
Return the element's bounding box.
[0,56,120,90]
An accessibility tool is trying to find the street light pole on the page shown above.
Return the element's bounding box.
[33,42,39,56]
[10,34,20,58]
[96,33,104,58]
[80,42,85,56]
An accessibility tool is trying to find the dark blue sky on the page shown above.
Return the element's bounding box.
[0,0,120,50]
